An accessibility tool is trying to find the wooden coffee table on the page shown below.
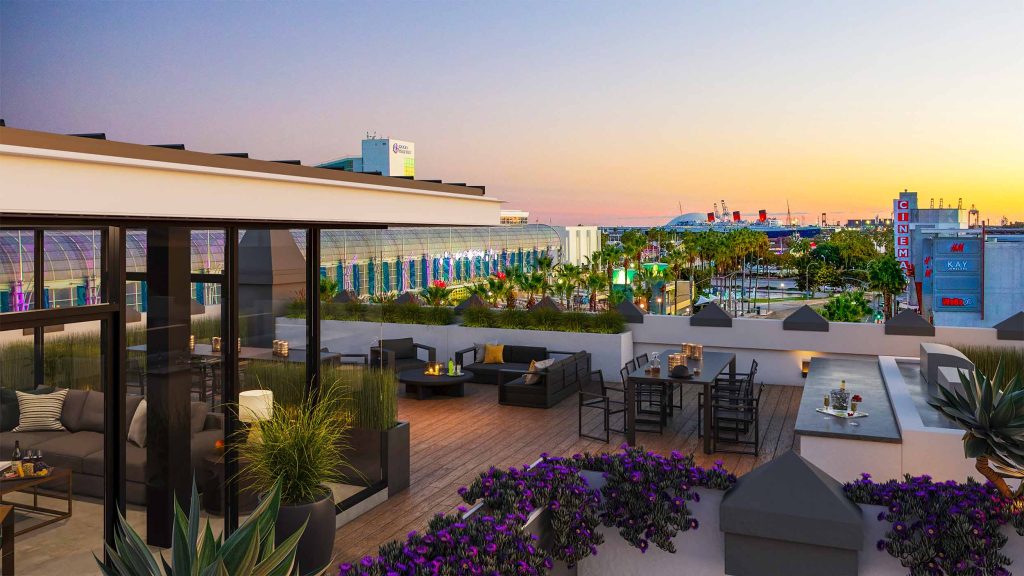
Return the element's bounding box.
[0,468,73,536]
[398,370,474,400]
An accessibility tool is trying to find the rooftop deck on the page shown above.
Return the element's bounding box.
[331,381,802,564]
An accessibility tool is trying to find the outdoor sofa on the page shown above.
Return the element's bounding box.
[497,351,592,409]
[0,388,223,505]
[454,345,576,385]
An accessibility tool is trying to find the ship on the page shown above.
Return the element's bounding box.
[602,200,822,242]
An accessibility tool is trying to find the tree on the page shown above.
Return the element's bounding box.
[585,271,608,312]
[421,280,451,306]
[928,362,1024,500]
[867,255,908,319]
[319,276,339,304]
[619,230,648,272]
[820,291,873,322]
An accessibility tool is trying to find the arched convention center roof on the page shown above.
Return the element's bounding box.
[0,225,563,286]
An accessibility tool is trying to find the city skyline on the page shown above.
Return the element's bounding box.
[2,0,1022,225]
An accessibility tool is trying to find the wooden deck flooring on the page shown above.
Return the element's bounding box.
[331,382,803,565]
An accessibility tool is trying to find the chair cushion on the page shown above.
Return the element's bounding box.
[128,400,147,447]
[380,338,415,360]
[484,344,505,364]
[524,358,555,385]
[504,346,548,364]
[0,430,68,454]
[2,387,59,432]
[60,389,90,432]
[190,402,209,434]
[35,431,103,473]
[77,390,105,432]
[394,358,428,372]
[13,390,67,432]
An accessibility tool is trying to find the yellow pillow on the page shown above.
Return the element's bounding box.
[483,343,505,364]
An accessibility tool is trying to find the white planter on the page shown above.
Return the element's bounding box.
[858,504,1024,575]
[578,487,724,576]
[276,317,633,384]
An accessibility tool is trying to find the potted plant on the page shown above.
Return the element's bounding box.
[928,361,1024,500]
[237,379,353,576]
[333,367,410,496]
[97,480,304,575]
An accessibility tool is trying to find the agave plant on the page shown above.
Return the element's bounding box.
[928,361,1024,499]
[97,480,304,576]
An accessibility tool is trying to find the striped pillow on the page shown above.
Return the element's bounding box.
[13,389,68,432]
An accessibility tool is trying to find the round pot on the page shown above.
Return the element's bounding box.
[275,487,336,576]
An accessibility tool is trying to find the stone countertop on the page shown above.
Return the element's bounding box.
[795,357,902,444]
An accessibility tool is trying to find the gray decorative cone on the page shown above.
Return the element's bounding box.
[454,293,488,312]
[994,311,1024,340]
[530,295,564,312]
[395,292,422,306]
[885,308,934,336]
[783,305,829,332]
[690,301,732,327]
[333,289,359,304]
[616,299,647,323]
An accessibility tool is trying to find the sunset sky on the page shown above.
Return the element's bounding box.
[2,1,1021,225]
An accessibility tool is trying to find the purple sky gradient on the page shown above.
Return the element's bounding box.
[2,1,1022,225]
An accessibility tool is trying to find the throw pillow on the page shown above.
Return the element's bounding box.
[524,358,556,385]
[473,342,495,363]
[483,343,505,364]
[13,389,68,432]
[128,400,147,447]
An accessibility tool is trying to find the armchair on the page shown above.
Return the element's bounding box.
[370,338,436,372]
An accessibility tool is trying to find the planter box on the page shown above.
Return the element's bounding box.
[278,318,633,385]
[576,470,725,576]
[340,421,410,497]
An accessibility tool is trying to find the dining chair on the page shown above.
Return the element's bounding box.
[578,370,626,442]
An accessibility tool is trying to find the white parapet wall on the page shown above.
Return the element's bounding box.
[275,317,633,383]
[629,315,1016,386]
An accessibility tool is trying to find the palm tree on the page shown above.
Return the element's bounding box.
[929,362,1024,499]
[585,271,608,312]
[619,230,647,272]
[599,243,624,296]
[503,268,522,309]
[556,264,583,309]
[867,255,908,319]
[515,270,548,308]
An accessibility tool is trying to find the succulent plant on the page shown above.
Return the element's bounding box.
[97,480,303,576]
[928,360,1024,499]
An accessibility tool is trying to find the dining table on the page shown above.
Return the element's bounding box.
[625,349,737,454]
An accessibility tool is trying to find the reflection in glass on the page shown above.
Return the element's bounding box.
[0,230,35,311]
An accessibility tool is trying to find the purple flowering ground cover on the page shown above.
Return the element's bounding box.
[338,446,735,575]
[845,473,1024,576]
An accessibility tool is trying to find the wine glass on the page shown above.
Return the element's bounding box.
[823,394,831,419]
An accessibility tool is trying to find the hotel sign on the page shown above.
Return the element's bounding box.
[893,199,912,275]
[930,238,982,313]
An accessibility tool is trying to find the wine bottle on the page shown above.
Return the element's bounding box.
[12,440,22,462]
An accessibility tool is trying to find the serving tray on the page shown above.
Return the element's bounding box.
[816,407,868,419]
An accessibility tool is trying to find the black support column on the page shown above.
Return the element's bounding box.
[103,226,128,561]
[145,226,192,547]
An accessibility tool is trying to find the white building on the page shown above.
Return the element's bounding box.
[558,225,601,266]
[500,209,530,225]
[319,136,416,177]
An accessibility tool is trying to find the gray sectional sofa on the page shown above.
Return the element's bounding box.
[0,388,222,505]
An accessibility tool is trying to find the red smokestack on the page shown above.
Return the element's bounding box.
[732,211,741,222]
[706,212,715,223]
[758,209,767,222]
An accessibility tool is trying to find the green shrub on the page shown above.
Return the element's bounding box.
[456,307,625,334]
[237,377,353,505]
[328,366,398,431]
[589,310,627,334]
[461,306,496,328]
[955,345,1024,382]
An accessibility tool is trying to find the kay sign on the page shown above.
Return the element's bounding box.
[893,199,912,275]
